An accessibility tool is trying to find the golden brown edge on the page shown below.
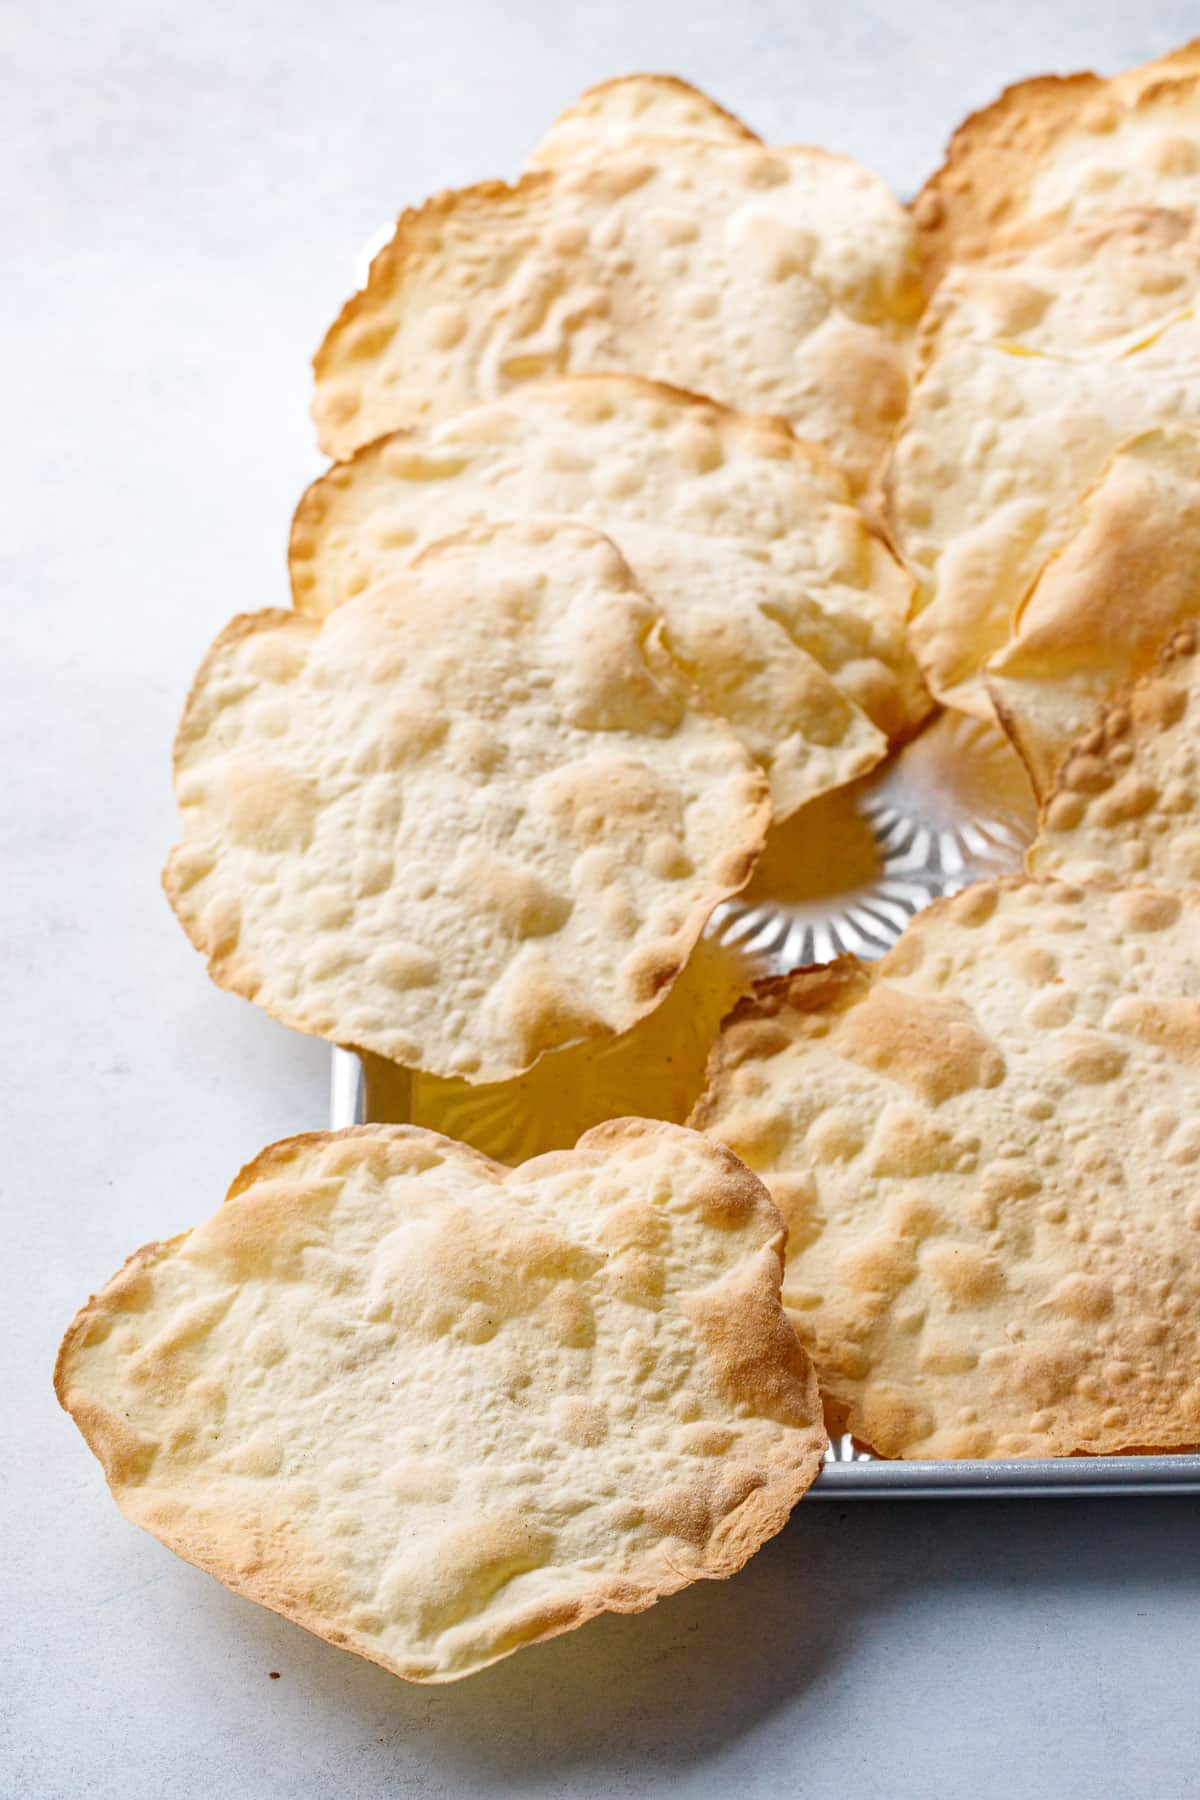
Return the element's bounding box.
[56,1120,826,1683]
[983,673,1055,800]
[912,70,1101,282]
[913,41,1200,282]
[311,173,552,456]
[528,71,762,162]
[687,954,869,1139]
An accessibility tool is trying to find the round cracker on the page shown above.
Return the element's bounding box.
[989,428,1200,797]
[915,39,1200,281]
[692,877,1200,1460]
[165,518,769,1082]
[1030,622,1200,886]
[886,209,1200,713]
[291,377,929,816]
[527,73,759,170]
[55,1120,826,1683]
[313,140,923,491]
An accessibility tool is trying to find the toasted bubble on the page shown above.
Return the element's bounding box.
[1030,617,1200,885]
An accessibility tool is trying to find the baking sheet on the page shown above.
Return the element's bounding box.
[330,713,1200,1496]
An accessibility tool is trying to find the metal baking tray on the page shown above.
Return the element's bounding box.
[329,712,1200,1497]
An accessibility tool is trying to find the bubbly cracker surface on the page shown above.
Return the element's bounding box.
[165,519,768,1081]
[292,378,930,816]
[989,429,1200,797]
[692,879,1200,1459]
[1031,625,1200,886]
[915,39,1200,280]
[313,141,922,490]
[886,210,1200,712]
[527,74,758,170]
[55,1121,826,1683]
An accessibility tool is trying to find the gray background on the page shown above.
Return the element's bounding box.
[5,2,1200,1795]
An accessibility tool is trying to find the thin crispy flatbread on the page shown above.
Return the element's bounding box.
[165,520,768,1081]
[56,1121,826,1682]
[313,140,923,490]
[692,878,1200,1459]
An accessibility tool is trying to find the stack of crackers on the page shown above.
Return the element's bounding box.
[58,51,1200,1685]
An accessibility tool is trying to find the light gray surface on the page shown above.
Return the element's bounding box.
[5,3,1200,1795]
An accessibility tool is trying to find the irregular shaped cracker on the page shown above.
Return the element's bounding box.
[1030,624,1200,886]
[886,209,1200,713]
[692,878,1200,1459]
[313,141,923,490]
[165,520,768,1082]
[55,1120,826,1683]
[915,39,1200,281]
[291,378,931,814]
[528,74,758,170]
[988,430,1200,796]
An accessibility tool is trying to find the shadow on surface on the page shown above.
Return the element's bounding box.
[180,1494,1200,1793]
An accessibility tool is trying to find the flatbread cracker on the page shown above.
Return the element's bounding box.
[1030,624,1200,885]
[886,209,1200,713]
[528,74,758,170]
[313,140,923,490]
[291,377,930,815]
[56,1121,826,1683]
[915,39,1200,280]
[989,429,1200,797]
[692,878,1200,1459]
[165,519,768,1082]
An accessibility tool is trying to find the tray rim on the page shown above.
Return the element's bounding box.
[330,1046,1200,1500]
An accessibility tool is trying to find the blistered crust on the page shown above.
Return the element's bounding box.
[56,1121,826,1682]
[885,210,1200,713]
[290,375,930,815]
[692,877,1200,1459]
[312,140,923,491]
[1030,622,1200,885]
[164,519,769,1082]
[988,428,1200,796]
[915,40,1200,280]
[527,74,759,170]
